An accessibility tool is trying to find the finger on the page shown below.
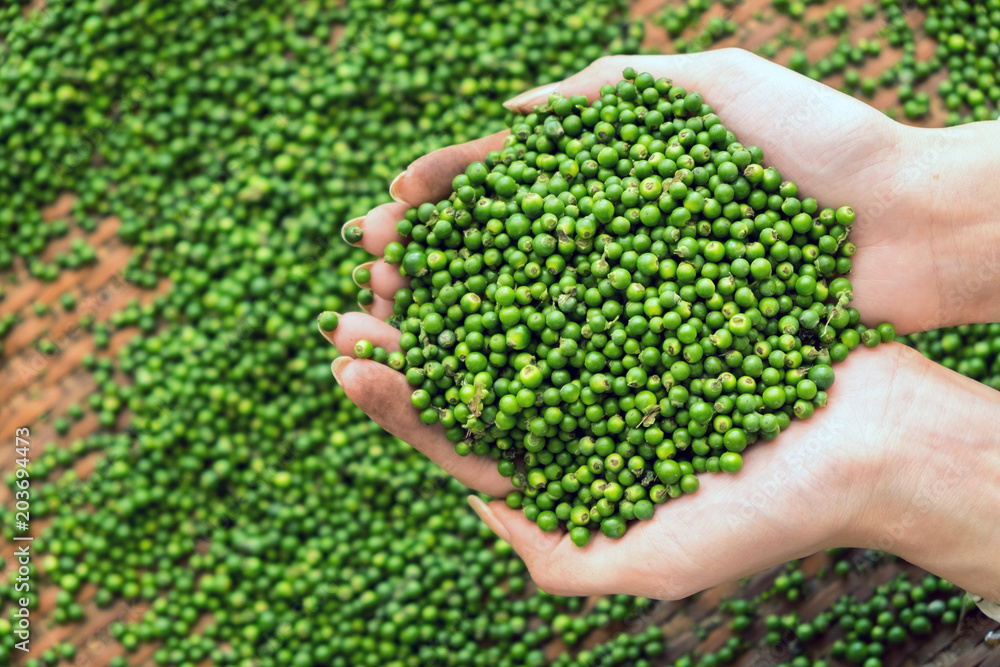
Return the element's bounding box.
[361,295,395,321]
[318,311,402,355]
[333,358,514,497]
[368,259,408,301]
[475,500,628,597]
[390,130,509,206]
[472,499,681,598]
[503,51,896,204]
[341,216,366,247]
[352,261,374,288]
[344,202,411,256]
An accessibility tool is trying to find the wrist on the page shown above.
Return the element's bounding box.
[855,345,1000,599]
[904,123,1000,328]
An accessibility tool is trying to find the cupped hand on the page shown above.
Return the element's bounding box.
[325,332,899,599]
[324,315,1000,601]
[323,50,1000,600]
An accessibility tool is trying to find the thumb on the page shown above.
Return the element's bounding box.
[502,81,564,112]
[332,357,515,498]
[502,58,623,112]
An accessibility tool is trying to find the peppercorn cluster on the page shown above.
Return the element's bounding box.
[355,70,894,545]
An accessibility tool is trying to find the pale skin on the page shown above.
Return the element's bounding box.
[321,50,1000,601]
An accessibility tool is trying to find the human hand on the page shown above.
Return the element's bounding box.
[321,50,1000,599]
[323,318,1000,601]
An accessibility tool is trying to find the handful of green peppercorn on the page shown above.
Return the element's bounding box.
[351,68,894,546]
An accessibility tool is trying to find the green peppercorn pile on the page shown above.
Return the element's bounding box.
[361,69,893,546]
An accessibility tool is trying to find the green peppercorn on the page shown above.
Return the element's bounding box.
[317,311,340,332]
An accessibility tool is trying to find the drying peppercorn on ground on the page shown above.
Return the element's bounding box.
[1,0,999,666]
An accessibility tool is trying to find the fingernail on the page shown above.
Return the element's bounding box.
[331,356,352,384]
[389,171,406,203]
[503,82,560,111]
[317,311,340,334]
[467,496,511,543]
[342,218,364,246]
[352,262,373,288]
